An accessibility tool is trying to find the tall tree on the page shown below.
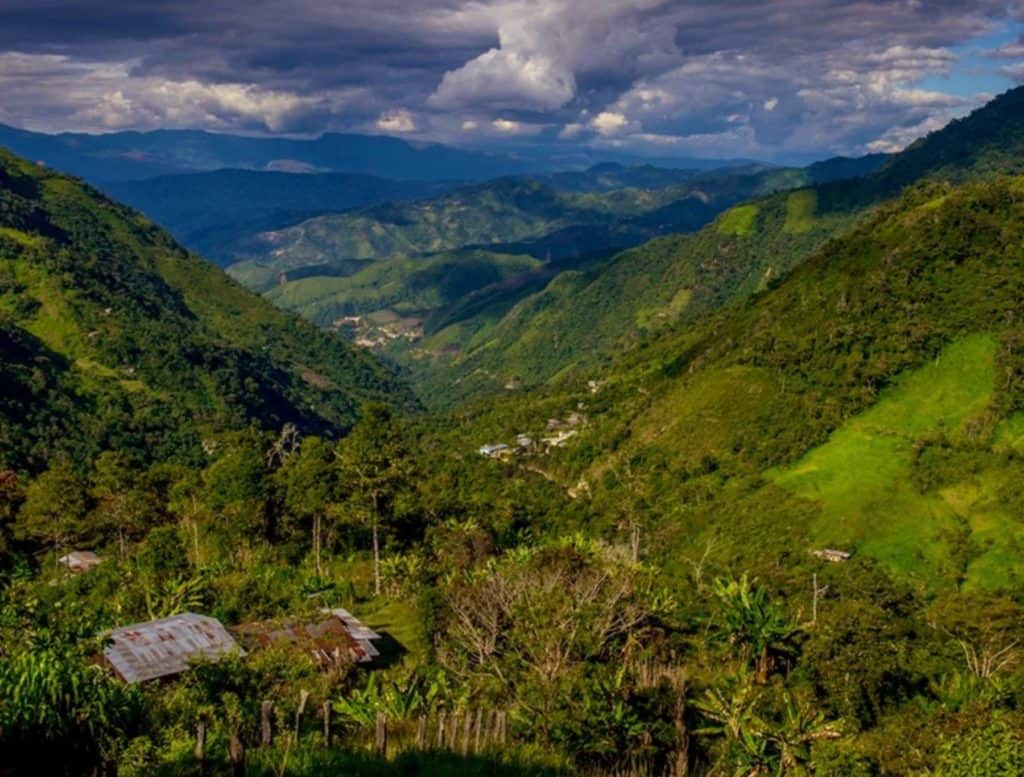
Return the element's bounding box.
[335,404,413,596]
[276,435,337,576]
[14,463,89,565]
[90,451,153,559]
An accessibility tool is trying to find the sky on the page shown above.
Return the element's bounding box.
[2,1,1024,163]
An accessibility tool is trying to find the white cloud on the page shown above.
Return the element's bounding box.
[376,108,416,133]
[591,110,629,135]
[461,119,479,130]
[431,48,576,110]
[0,52,358,133]
[763,97,778,112]
[558,122,584,138]
[491,117,523,133]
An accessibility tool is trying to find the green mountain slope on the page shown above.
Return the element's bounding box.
[229,163,863,391]
[103,170,451,267]
[569,176,1024,590]
[418,86,1024,406]
[0,148,412,473]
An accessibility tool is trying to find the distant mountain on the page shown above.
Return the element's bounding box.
[104,170,453,266]
[0,124,533,182]
[403,86,1024,405]
[0,147,412,473]
[224,166,811,344]
[802,153,889,183]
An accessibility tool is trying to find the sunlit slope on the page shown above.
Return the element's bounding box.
[573,176,1024,591]
[0,147,411,472]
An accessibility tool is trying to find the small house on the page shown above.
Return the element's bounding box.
[515,434,534,450]
[479,443,511,458]
[58,550,103,573]
[102,613,241,684]
[231,608,381,668]
[812,548,852,563]
[543,430,578,449]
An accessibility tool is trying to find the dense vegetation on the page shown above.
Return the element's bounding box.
[227,162,877,395]
[104,171,452,267]
[3,89,1024,777]
[0,148,411,474]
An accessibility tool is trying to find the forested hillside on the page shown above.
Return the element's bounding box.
[413,86,1024,406]
[104,170,452,267]
[0,148,411,474]
[3,152,1023,777]
[227,162,877,384]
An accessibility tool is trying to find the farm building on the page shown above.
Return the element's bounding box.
[812,548,852,563]
[479,443,511,458]
[102,613,242,683]
[58,550,103,573]
[231,609,381,667]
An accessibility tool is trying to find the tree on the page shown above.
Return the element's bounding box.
[276,436,337,576]
[14,463,89,565]
[335,404,414,596]
[203,434,270,552]
[91,451,154,559]
[439,537,673,710]
[712,574,798,684]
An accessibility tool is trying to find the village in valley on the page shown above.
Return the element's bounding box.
[478,411,586,460]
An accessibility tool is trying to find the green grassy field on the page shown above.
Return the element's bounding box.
[766,334,1024,588]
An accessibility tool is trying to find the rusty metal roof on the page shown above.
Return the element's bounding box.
[58,550,103,571]
[103,612,241,683]
[231,608,381,666]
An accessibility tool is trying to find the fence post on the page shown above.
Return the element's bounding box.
[416,715,427,750]
[295,689,310,737]
[461,711,472,755]
[473,708,483,754]
[447,712,459,749]
[322,701,332,747]
[261,700,274,746]
[229,731,245,777]
[375,712,388,758]
[436,711,446,749]
[194,719,207,775]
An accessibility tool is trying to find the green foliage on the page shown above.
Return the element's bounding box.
[711,575,798,683]
[933,719,1024,776]
[0,146,412,474]
[0,646,144,771]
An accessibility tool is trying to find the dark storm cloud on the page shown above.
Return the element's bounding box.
[0,0,1022,157]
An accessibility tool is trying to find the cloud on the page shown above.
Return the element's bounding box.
[491,117,523,133]
[591,111,630,136]
[0,0,1019,159]
[431,48,575,110]
[376,108,417,132]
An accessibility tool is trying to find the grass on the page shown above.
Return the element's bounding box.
[768,334,1003,587]
[715,204,759,236]
[993,413,1024,454]
[782,190,818,234]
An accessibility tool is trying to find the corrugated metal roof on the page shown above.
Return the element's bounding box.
[326,608,381,662]
[103,612,241,683]
[232,609,381,666]
[58,550,103,571]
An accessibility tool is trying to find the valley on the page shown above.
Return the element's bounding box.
[3,28,1024,777]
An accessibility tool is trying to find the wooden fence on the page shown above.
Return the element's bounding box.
[193,698,511,775]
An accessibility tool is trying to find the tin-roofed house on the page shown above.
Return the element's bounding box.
[102,613,242,684]
[58,550,103,574]
[231,608,381,669]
